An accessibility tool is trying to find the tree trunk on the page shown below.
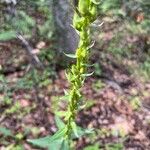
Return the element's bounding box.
[52,0,79,53]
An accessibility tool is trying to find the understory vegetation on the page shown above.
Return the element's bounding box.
[0,0,150,150]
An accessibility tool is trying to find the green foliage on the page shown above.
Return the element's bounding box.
[140,58,150,79]
[0,31,16,41]
[92,80,105,92]
[83,143,100,150]
[98,0,124,17]
[130,96,141,110]
[1,0,54,41]
[94,63,102,76]
[28,116,93,149]
[16,68,53,90]
[0,74,13,107]
[5,101,21,114]
[0,126,25,149]
[0,127,13,137]
[1,96,12,106]
[28,128,67,150]
[96,0,150,82]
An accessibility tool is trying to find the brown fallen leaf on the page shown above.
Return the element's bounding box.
[19,99,30,107]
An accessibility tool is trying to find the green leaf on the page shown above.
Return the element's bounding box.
[0,127,13,137]
[64,53,77,58]
[47,139,69,150]
[83,143,100,150]
[91,0,101,5]
[27,128,66,148]
[61,140,70,150]
[0,31,16,41]
[71,122,79,138]
[47,138,64,150]
[82,63,95,67]
[18,11,35,26]
[81,72,94,77]
[55,116,65,130]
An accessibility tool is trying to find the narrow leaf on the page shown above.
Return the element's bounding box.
[82,63,95,67]
[55,116,65,130]
[61,139,70,150]
[81,72,94,77]
[88,41,95,49]
[71,122,79,138]
[64,53,76,58]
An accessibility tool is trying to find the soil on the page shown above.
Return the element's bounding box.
[0,40,150,150]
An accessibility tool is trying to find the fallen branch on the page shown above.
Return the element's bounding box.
[16,34,44,69]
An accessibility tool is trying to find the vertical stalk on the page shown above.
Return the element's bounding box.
[65,0,99,139]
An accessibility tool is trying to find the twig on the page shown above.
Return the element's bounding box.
[16,33,44,69]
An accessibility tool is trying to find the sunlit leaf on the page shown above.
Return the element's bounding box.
[71,122,79,138]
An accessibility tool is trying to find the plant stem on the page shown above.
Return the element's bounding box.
[65,0,98,139]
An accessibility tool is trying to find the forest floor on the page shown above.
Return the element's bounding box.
[0,37,150,150]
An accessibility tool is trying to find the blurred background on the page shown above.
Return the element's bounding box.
[0,0,150,149]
